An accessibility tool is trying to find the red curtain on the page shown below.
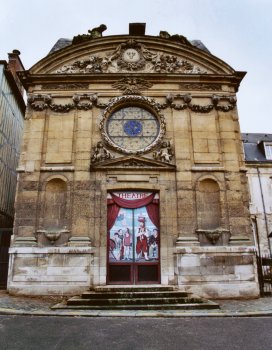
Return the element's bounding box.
[146,201,159,229]
[110,193,155,209]
[107,203,120,231]
[107,193,159,229]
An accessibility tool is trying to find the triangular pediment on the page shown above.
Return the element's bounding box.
[90,155,176,171]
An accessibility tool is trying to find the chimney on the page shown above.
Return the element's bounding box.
[8,49,25,97]
[129,23,146,36]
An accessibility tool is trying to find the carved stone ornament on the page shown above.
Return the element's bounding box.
[37,229,70,245]
[159,31,193,47]
[112,77,153,95]
[179,83,222,91]
[42,83,89,90]
[100,95,166,155]
[165,94,236,113]
[196,228,230,245]
[72,24,107,45]
[153,141,174,163]
[27,93,107,112]
[90,155,176,172]
[91,141,114,163]
[56,39,207,74]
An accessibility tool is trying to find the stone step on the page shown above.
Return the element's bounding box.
[81,291,189,299]
[67,296,202,306]
[53,302,219,311]
[51,285,220,311]
[93,285,176,293]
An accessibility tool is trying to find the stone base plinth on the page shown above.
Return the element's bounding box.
[7,246,94,296]
[175,246,260,299]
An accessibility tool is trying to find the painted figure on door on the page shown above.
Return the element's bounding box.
[148,228,159,259]
[136,216,149,261]
[123,228,132,260]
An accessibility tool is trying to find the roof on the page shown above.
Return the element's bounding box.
[242,133,272,163]
[48,37,211,55]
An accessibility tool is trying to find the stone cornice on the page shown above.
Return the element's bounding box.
[19,71,245,92]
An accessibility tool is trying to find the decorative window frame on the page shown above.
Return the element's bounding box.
[99,95,166,155]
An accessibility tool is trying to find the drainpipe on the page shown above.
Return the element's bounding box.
[257,167,272,256]
[252,216,261,257]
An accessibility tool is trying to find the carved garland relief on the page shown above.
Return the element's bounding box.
[27,93,236,114]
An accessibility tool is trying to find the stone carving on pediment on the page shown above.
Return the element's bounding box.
[91,141,114,164]
[56,39,207,74]
[159,31,193,47]
[153,141,174,163]
[27,93,106,112]
[72,24,107,45]
[164,93,236,113]
[112,77,153,95]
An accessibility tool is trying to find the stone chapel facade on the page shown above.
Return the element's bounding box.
[8,24,259,298]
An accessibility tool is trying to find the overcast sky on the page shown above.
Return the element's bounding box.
[1,0,271,133]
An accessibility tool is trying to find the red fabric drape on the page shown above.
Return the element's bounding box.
[146,202,159,229]
[107,203,120,231]
[107,193,159,230]
[110,193,155,209]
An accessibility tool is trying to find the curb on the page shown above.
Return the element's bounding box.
[1,307,272,318]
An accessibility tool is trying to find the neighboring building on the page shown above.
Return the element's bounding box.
[8,24,259,298]
[242,133,272,256]
[0,50,25,288]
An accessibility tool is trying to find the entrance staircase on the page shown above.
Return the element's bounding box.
[52,285,219,311]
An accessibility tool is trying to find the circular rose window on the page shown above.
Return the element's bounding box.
[106,106,160,153]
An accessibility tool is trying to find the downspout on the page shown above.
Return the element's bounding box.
[257,167,272,256]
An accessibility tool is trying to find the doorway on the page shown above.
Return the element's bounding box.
[0,229,12,289]
[107,192,160,284]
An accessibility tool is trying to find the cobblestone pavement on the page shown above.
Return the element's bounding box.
[0,290,272,317]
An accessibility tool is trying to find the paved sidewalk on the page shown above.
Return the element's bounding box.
[0,290,272,317]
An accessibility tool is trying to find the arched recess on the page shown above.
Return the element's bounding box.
[43,178,67,230]
[196,178,221,230]
[38,174,70,231]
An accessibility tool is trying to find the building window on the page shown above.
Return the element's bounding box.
[264,143,272,160]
